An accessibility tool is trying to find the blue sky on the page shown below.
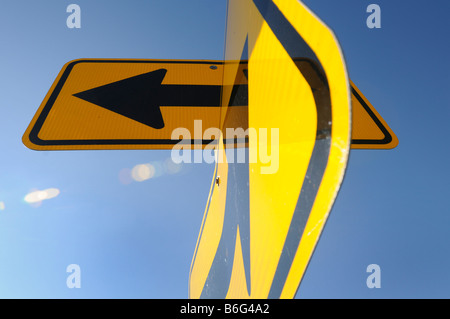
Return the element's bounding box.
[0,0,449,298]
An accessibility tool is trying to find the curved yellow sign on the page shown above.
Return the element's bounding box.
[189,0,351,299]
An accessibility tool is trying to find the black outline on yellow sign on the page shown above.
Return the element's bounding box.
[350,86,392,146]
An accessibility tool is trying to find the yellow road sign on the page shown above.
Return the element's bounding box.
[189,0,351,298]
[22,60,395,151]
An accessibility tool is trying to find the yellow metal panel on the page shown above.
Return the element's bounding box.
[189,137,228,299]
[189,0,351,299]
[271,0,351,298]
[247,17,318,297]
[189,0,252,299]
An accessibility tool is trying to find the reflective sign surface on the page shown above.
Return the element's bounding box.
[189,0,351,298]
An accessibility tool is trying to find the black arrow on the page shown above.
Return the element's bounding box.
[73,68,240,129]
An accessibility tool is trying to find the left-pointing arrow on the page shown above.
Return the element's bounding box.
[73,68,224,129]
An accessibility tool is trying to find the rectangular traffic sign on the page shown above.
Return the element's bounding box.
[23,60,396,151]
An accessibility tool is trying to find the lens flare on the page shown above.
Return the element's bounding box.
[24,188,60,204]
[131,164,155,182]
[121,158,183,185]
